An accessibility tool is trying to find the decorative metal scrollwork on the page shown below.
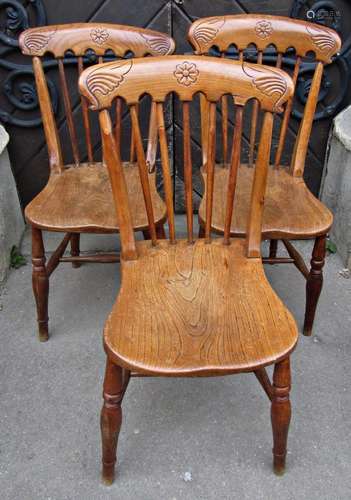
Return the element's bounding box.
[0,0,50,127]
[290,0,350,121]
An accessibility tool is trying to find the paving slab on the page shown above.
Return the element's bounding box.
[1,230,351,500]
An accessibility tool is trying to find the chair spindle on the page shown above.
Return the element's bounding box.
[182,102,193,243]
[248,50,263,167]
[223,107,243,244]
[130,104,157,245]
[156,102,176,243]
[78,56,93,163]
[205,102,217,243]
[58,58,80,166]
[274,56,301,167]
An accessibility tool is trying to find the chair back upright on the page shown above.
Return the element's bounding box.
[188,15,341,175]
[79,55,294,260]
[19,23,175,173]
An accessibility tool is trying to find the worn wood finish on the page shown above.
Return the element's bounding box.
[19,23,175,58]
[20,23,175,339]
[79,56,293,112]
[271,357,291,475]
[199,164,333,239]
[104,240,297,376]
[25,162,166,233]
[188,15,341,63]
[100,359,125,485]
[80,55,298,482]
[189,14,340,335]
[303,235,326,336]
[32,227,49,342]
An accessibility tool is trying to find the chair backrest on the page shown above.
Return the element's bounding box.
[188,15,341,176]
[79,55,293,260]
[19,23,175,173]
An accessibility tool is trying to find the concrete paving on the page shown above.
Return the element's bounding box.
[1,229,351,500]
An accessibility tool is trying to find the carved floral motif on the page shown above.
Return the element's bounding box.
[23,28,57,54]
[254,20,273,39]
[90,27,109,45]
[174,61,199,87]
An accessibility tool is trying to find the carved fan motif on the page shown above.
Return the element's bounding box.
[140,33,172,55]
[23,28,57,54]
[192,17,225,52]
[86,60,133,108]
[306,26,337,55]
[243,63,288,110]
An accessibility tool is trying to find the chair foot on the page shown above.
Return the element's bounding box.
[32,227,49,341]
[303,235,326,336]
[101,359,128,485]
[269,240,278,259]
[271,357,291,476]
[71,233,81,268]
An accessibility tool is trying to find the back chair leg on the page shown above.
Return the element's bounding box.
[303,234,326,336]
[198,224,205,238]
[271,357,291,475]
[269,240,278,259]
[156,223,166,239]
[70,233,81,268]
[32,227,49,342]
[142,229,150,240]
[101,359,128,485]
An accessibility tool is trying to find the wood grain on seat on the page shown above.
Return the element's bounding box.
[199,164,333,239]
[104,239,298,376]
[25,163,166,233]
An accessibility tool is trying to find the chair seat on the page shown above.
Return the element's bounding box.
[104,239,298,376]
[199,164,333,239]
[25,162,167,233]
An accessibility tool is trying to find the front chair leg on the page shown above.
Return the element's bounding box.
[101,358,128,485]
[303,235,326,336]
[70,233,81,268]
[271,357,291,475]
[32,227,49,342]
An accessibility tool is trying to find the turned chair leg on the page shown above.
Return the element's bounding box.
[269,240,278,259]
[303,235,326,336]
[70,233,81,268]
[32,227,49,342]
[271,357,291,475]
[101,358,128,485]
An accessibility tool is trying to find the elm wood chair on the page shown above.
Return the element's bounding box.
[188,15,341,335]
[18,23,175,341]
[79,54,298,482]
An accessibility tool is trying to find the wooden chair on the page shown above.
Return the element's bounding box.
[18,23,175,341]
[188,15,341,335]
[79,54,298,482]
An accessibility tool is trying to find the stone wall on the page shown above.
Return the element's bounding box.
[321,106,351,270]
[0,126,25,282]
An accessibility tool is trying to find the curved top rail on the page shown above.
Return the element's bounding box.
[19,23,175,58]
[78,55,294,112]
[188,15,341,63]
